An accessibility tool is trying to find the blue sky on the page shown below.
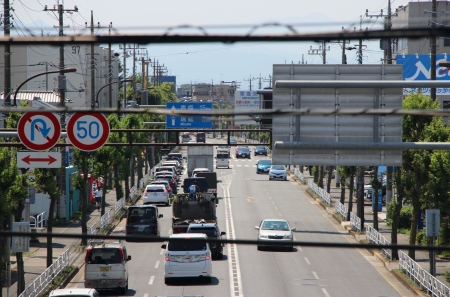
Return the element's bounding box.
[14,0,411,87]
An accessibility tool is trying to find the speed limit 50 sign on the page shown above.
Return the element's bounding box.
[67,113,110,151]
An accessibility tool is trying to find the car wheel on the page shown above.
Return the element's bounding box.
[204,277,212,284]
[227,166,230,169]
[164,278,171,285]
[256,171,259,174]
[120,286,127,295]
[269,178,272,180]
[217,253,223,260]
[257,245,262,251]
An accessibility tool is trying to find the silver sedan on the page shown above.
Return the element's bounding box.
[255,219,296,251]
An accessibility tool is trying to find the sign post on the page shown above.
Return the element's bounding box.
[12,222,30,253]
[66,113,110,151]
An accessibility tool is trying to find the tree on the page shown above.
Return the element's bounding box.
[402,93,439,259]
[34,168,60,267]
[346,166,356,220]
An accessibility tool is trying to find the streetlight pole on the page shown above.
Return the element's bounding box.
[96,78,132,107]
[13,67,77,107]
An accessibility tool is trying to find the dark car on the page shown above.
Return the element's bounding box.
[167,153,184,165]
[254,146,268,156]
[236,147,250,159]
[256,159,272,174]
[154,176,177,194]
[186,223,226,259]
[196,132,206,143]
[126,205,163,241]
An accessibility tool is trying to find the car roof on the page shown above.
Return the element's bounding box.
[188,223,217,228]
[50,288,97,297]
[262,219,289,223]
[151,180,169,184]
[146,184,165,188]
[193,168,209,171]
[169,233,208,239]
[129,205,157,209]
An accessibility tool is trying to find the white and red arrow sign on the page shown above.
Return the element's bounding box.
[17,152,61,168]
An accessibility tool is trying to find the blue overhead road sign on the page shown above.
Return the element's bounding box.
[166,102,213,129]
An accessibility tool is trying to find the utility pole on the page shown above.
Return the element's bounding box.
[3,0,11,128]
[243,75,256,90]
[263,75,272,88]
[108,23,113,107]
[85,16,110,107]
[431,0,437,101]
[308,42,329,64]
[342,27,347,65]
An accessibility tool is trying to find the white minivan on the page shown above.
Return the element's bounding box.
[161,233,212,284]
[215,151,230,169]
[143,184,169,205]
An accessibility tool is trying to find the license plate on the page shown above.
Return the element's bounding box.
[184,258,191,262]
[138,226,145,231]
[100,266,110,272]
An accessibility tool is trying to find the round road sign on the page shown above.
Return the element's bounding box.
[17,112,61,151]
[67,113,110,151]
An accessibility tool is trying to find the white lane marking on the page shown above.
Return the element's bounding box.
[237,165,242,167]
[304,257,311,265]
[244,165,249,167]
[148,276,155,285]
[274,206,278,210]
[269,196,272,200]
[322,288,331,297]
[159,249,164,255]
[312,271,319,279]
[278,212,282,216]
[154,261,160,268]
[297,246,303,252]
[271,201,275,204]
[221,177,244,297]
[144,294,148,297]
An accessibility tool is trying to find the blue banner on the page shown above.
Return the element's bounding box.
[396,54,450,95]
[166,102,213,129]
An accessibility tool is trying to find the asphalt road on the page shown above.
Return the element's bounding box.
[67,138,413,297]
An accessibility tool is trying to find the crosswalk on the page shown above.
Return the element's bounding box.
[214,158,257,168]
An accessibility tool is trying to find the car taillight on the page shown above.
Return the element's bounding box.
[85,247,91,263]
[118,247,124,262]
[164,189,167,194]
[212,189,217,193]
[154,227,158,233]
[216,159,218,163]
[126,226,131,233]
[165,256,170,261]
[143,190,147,195]
[205,255,210,260]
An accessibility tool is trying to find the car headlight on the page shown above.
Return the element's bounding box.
[283,234,293,239]
[259,234,268,239]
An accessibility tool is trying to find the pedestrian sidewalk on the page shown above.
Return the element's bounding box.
[294,167,450,287]
[1,188,122,297]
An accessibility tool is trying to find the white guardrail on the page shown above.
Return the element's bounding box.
[308,180,331,206]
[335,201,348,220]
[18,249,70,297]
[365,224,392,260]
[293,168,305,183]
[349,212,361,233]
[398,250,450,297]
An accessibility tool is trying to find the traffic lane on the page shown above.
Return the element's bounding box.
[228,165,319,297]
[123,194,230,297]
[230,164,403,297]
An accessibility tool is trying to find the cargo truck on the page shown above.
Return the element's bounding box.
[187,146,214,177]
[172,177,217,234]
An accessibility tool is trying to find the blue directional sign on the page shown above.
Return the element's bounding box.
[166,102,213,129]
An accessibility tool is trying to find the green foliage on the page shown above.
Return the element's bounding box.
[439,217,450,247]
[391,205,413,230]
[444,270,450,282]
[386,200,396,227]
[416,230,427,246]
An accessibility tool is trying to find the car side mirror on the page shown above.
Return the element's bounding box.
[127,255,132,261]
[215,157,217,159]
[217,180,222,183]
[221,231,226,235]
[159,214,163,218]
[161,244,167,249]
[291,228,296,231]
[254,226,260,230]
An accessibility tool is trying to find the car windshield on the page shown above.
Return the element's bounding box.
[271,165,285,170]
[217,153,229,159]
[258,160,271,165]
[167,240,207,251]
[238,148,249,153]
[230,137,236,141]
[187,227,217,237]
[256,146,265,150]
[261,221,290,231]
[127,207,156,223]
[88,248,122,264]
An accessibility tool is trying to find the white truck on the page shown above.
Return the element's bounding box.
[187,146,214,177]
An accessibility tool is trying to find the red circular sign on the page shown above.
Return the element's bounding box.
[67,113,110,151]
[17,112,61,151]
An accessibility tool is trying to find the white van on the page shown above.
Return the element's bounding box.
[84,241,131,294]
[161,233,212,284]
[215,151,230,169]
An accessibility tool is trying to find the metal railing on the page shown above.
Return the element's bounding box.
[308,180,331,206]
[365,224,392,260]
[29,212,46,228]
[335,201,348,220]
[293,168,305,183]
[398,250,450,297]
[349,212,361,233]
[18,249,70,297]
[114,197,125,215]
[129,185,137,201]
[100,209,113,232]
[87,221,98,235]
